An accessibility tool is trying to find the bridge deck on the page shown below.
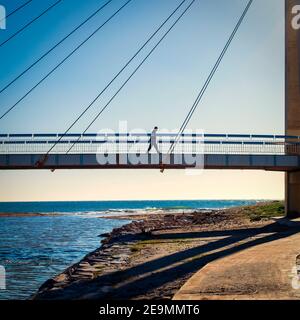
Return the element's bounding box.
[0,133,299,171]
[1,153,299,171]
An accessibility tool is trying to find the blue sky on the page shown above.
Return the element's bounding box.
[0,0,284,134]
[0,0,285,201]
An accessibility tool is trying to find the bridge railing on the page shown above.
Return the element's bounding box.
[0,133,300,155]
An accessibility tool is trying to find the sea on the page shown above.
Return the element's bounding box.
[0,199,257,300]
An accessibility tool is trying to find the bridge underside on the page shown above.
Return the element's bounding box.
[1,154,299,171]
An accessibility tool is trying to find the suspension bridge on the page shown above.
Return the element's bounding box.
[0,0,299,216]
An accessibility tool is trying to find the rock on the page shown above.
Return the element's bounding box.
[79,262,91,267]
[55,274,68,282]
[110,260,124,264]
[99,233,110,237]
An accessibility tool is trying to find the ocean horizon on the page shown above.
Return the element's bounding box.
[0,199,262,215]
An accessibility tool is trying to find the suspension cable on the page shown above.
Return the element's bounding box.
[0,0,113,94]
[165,0,254,164]
[44,0,188,155]
[0,0,63,48]
[64,0,197,155]
[0,0,133,121]
[0,0,33,23]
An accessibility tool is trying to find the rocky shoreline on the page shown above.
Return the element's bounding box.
[33,212,213,299]
[32,202,286,300]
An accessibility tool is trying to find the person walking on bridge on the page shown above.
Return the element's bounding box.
[147,126,160,153]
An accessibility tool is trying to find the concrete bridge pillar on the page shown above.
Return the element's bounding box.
[285,0,300,217]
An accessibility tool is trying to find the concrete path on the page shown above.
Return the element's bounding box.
[173,230,300,300]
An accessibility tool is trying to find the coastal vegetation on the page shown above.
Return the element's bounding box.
[241,201,285,221]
